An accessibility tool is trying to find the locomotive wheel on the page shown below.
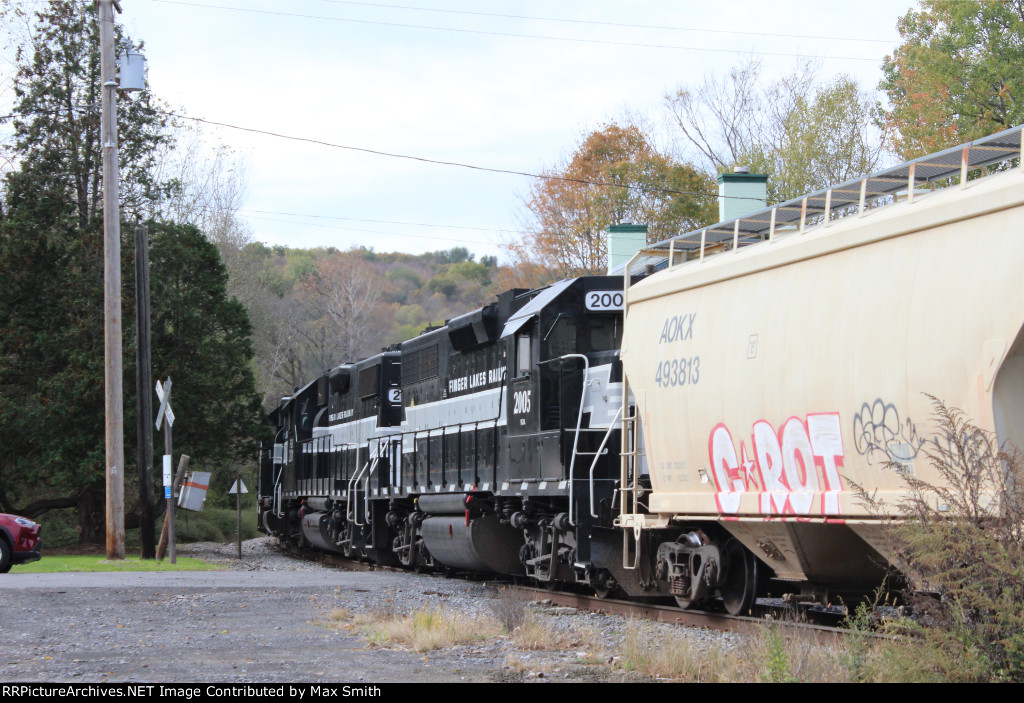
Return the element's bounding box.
[591,570,619,599]
[720,538,760,616]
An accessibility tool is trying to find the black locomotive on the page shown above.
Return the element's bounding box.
[258,276,662,597]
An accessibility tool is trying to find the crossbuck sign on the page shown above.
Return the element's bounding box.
[155,378,175,428]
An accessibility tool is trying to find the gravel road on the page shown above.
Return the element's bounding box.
[0,538,741,683]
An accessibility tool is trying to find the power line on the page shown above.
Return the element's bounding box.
[315,0,897,45]
[241,208,527,234]
[158,109,754,203]
[144,0,889,63]
[0,187,512,245]
[242,213,503,246]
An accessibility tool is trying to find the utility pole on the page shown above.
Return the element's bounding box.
[135,224,155,558]
[99,0,125,560]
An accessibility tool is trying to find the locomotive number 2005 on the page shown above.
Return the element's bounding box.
[655,356,700,388]
[513,389,532,414]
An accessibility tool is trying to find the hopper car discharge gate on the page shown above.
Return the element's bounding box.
[614,125,1024,614]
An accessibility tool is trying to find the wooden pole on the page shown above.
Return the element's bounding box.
[99,0,125,560]
[135,225,155,558]
[157,454,189,561]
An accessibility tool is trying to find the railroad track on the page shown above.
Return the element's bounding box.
[279,543,855,641]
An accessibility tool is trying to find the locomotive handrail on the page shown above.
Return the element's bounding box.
[588,405,622,519]
[363,441,387,525]
[347,456,377,526]
[538,353,590,527]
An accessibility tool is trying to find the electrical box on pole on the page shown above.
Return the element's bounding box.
[116,49,147,91]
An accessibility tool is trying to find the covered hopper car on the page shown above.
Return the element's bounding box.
[258,127,1024,614]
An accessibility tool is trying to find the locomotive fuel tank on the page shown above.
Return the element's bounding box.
[300,511,342,554]
[621,138,1024,588]
[417,494,525,574]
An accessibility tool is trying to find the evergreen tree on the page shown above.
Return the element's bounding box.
[0,2,268,541]
[2,0,168,222]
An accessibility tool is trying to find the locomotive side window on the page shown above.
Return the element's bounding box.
[544,314,576,359]
[588,316,622,353]
[516,333,532,377]
[299,399,313,432]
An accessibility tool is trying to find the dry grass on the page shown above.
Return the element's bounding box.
[488,586,527,632]
[616,619,909,683]
[619,621,734,682]
[511,612,599,651]
[328,603,501,652]
[504,652,557,676]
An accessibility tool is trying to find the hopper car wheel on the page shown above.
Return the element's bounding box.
[720,538,759,616]
[674,595,699,610]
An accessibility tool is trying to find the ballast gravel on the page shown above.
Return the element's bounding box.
[0,538,743,683]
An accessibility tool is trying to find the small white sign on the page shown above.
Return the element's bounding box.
[162,454,172,486]
[229,479,248,494]
[584,290,624,311]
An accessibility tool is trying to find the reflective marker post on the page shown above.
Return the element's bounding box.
[229,477,248,560]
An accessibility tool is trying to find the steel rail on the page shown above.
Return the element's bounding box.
[275,543,858,642]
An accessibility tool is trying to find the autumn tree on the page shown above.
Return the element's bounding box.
[510,123,716,277]
[666,58,885,203]
[879,0,1024,160]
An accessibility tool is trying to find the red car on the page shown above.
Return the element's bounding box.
[0,513,42,572]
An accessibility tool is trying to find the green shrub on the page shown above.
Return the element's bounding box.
[176,506,258,543]
[867,399,1024,682]
[35,508,80,548]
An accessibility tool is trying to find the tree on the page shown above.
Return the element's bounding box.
[1,1,168,223]
[296,250,384,367]
[0,212,267,540]
[666,57,886,203]
[510,122,717,277]
[147,223,268,474]
[879,0,1024,160]
[0,2,267,541]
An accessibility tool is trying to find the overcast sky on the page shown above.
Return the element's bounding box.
[17,1,911,260]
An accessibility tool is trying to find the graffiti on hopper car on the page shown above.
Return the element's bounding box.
[852,399,926,473]
[709,413,845,516]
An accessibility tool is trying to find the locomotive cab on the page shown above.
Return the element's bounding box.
[497,278,630,586]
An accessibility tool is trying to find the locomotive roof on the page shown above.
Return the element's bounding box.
[500,279,574,338]
[618,124,1024,275]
